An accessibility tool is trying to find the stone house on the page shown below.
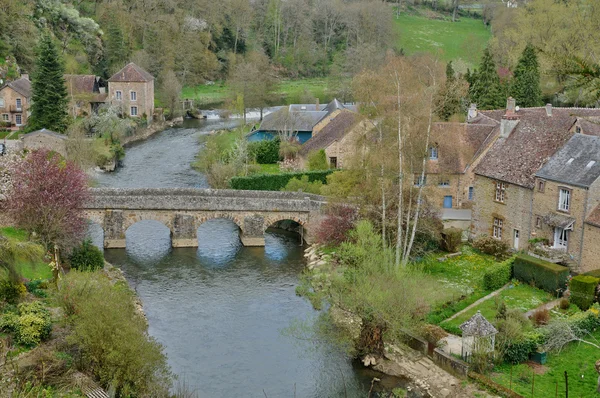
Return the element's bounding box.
[65,74,107,117]
[0,75,31,129]
[108,63,154,120]
[471,99,600,258]
[20,128,67,157]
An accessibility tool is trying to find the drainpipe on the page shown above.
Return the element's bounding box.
[526,187,534,252]
[579,188,590,270]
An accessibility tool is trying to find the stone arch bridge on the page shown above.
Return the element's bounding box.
[84,188,327,248]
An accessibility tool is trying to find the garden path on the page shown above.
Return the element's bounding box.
[524,298,561,318]
[444,283,511,322]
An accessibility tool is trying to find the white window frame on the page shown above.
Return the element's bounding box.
[554,227,568,250]
[1,114,8,122]
[558,188,571,212]
[468,186,474,201]
[116,90,122,100]
[429,145,438,160]
[414,174,427,187]
[439,179,450,187]
[495,182,506,203]
[0,98,4,108]
[15,114,22,125]
[493,217,503,240]
[130,106,138,117]
[15,98,22,110]
[130,91,137,101]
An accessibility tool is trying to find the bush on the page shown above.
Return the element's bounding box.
[569,275,599,311]
[531,308,550,326]
[69,239,105,271]
[0,279,27,304]
[282,175,323,194]
[472,235,510,258]
[314,205,357,246]
[513,254,570,294]
[559,297,570,310]
[567,305,600,335]
[502,331,541,364]
[0,302,53,346]
[248,137,280,164]
[230,170,333,191]
[307,149,329,170]
[440,228,462,253]
[482,257,515,291]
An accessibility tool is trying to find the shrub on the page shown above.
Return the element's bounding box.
[559,297,570,310]
[1,302,53,347]
[440,228,462,253]
[531,308,550,326]
[472,235,510,258]
[248,137,280,164]
[567,305,600,335]
[421,324,448,345]
[482,257,515,291]
[502,332,540,364]
[569,275,599,311]
[230,170,333,191]
[0,279,27,304]
[25,280,49,298]
[314,205,357,246]
[282,175,323,194]
[513,254,570,294]
[69,239,105,271]
[307,149,329,171]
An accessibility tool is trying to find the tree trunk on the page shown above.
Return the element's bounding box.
[394,70,404,268]
[452,0,459,22]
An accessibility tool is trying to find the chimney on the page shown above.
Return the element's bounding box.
[467,103,478,121]
[315,98,320,111]
[545,103,552,117]
[500,97,520,138]
[21,73,29,80]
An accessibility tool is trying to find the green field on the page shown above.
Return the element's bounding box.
[394,12,491,67]
[0,227,52,281]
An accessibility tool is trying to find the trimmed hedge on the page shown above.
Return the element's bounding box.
[483,257,515,291]
[230,170,333,191]
[502,330,543,364]
[570,275,599,311]
[513,254,569,294]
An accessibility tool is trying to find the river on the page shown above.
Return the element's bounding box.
[93,119,408,397]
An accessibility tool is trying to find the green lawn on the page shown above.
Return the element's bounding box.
[256,164,280,174]
[441,283,553,333]
[490,329,600,396]
[0,227,52,281]
[394,12,491,67]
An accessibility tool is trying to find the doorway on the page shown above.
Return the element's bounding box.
[513,229,520,250]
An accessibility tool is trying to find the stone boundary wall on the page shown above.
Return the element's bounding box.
[432,348,469,377]
[400,329,428,355]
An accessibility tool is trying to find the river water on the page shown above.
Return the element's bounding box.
[93,119,407,397]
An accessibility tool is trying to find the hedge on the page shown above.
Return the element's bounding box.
[483,257,515,291]
[570,275,599,311]
[513,254,569,294]
[230,170,334,191]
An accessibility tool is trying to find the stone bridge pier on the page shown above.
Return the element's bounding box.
[84,188,326,248]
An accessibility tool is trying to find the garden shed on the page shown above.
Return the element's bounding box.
[460,310,497,362]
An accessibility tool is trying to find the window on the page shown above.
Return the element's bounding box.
[558,188,571,212]
[554,227,568,249]
[1,114,8,122]
[495,182,506,203]
[429,145,438,160]
[130,106,138,117]
[15,114,22,125]
[414,174,427,187]
[493,217,503,239]
[329,157,338,168]
[576,126,582,134]
[468,187,474,201]
[537,180,545,193]
[536,216,542,229]
[116,90,122,100]
[0,98,4,107]
[15,98,22,110]
[130,91,137,101]
[439,179,450,187]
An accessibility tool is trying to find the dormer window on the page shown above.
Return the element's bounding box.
[116,90,122,100]
[429,145,438,160]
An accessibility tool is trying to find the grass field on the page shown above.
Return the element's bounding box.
[394,12,491,67]
[0,227,52,281]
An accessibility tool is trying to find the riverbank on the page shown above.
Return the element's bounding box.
[121,117,184,148]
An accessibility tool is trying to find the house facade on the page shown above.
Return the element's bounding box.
[65,74,107,117]
[0,76,31,129]
[108,63,154,120]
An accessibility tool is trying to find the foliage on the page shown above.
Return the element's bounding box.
[248,137,280,164]
[531,308,550,326]
[440,227,462,253]
[230,170,333,191]
[0,301,52,346]
[307,149,329,171]
[0,279,27,304]
[472,235,509,259]
[468,48,505,110]
[421,324,448,345]
[436,61,469,121]
[513,254,569,295]
[282,176,322,195]
[68,240,105,272]
[569,275,599,311]
[314,205,357,246]
[0,230,45,285]
[510,44,542,108]
[6,150,89,250]
[559,297,570,310]
[482,257,514,291]
[159,69,183,119]
[60,271,172,395]
[27,34,70,133]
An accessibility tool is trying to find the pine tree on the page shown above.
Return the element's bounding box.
[511,44,542,108]
[436,61,462,121]
[469,48,505,110]
[446,61,456,83]
[27,34,69,133]
[105,20,128,74]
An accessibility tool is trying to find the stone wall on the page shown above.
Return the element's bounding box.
[0,86,29,127]
[108,81,154,121]
[581,223,600,273]
[21,133,67,157]
[432,348,470,377]
[323,119,369,170]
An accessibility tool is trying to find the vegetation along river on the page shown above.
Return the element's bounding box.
[91,119,408,397]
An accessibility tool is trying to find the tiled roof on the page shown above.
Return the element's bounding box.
[299,111,361,155]
[65,74,97,94]
[536,134,600,188]
[108,63,154,82]
[460,311,497,337]
[259,108,327,132]
[586,205,600,228]
[22,128,66,140]
[578,118,600,136]
[474,107,600,188]
[1,77,31,98]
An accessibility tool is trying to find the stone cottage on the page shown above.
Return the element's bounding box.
[65,74,107,117]
[108,63,154,121]
[20,128,67,158]
[0,75,31,129]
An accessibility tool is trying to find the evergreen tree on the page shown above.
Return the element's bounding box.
[511,44,542,107]
[436,61,462,121]
[469,48,505,110]
[105,20,128,75]
[446,61,456,83]
[28,34,69,133]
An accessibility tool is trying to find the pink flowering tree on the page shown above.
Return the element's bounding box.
[7,150,89,251]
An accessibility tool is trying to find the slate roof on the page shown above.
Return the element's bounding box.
[22,128,66,140]
[460,310,498,337]
[474,107,600,189]
[536,134,600,188]
[65,75,98,94]
[578,118,600,136]
[108,63,154,82]
[299,111,361,155]
[1,77,31,98]
[259,109,327,132]
[586,205,600,227]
